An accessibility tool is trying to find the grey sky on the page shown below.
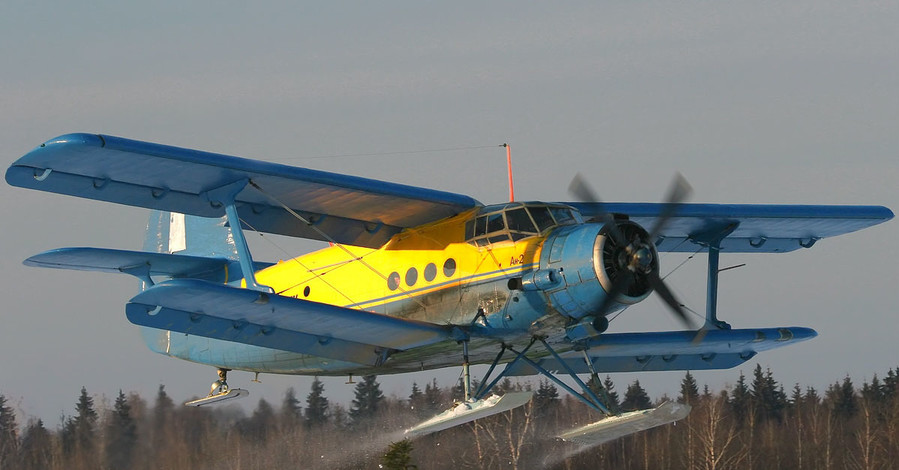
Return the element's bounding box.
[1,1,897,424]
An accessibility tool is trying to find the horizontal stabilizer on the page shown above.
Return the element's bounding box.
[558,402,690,446]
[126,279,453,365]
[506,327,816,375]
[25,247,271,283]
[405,392,534,438]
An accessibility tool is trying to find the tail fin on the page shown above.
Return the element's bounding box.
[143,211,238,259]
[140,211,238,355]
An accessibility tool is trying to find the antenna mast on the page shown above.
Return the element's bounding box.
[504,143,515,202]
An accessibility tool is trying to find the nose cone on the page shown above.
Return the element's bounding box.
[633,246,654,273]
[594,221,657,304]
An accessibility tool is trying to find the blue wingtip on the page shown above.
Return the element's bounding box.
[38,133,105,150]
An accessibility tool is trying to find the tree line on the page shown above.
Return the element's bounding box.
[2,363,899,469]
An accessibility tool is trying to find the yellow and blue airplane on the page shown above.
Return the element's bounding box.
[6,133,893,443]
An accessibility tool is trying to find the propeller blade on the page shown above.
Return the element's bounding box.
[568,173,629,247]
[647,173,693,241]
[648,271,695,329]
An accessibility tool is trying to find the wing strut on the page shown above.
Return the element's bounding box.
[202,179,271,293]
[695,223,738,329]
[471,337,612,415]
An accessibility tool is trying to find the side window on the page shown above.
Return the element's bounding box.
[474,216,488,237]
[443,258,456,277]
[387,272,400,291]
[424,263,437,282]
[528,206,555,232]
[550,207,574,225]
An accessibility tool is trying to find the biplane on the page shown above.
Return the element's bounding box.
[6,133,893,444]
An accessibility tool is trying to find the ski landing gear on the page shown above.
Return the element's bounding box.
[405,336,691,446]
[184,368,249,406]
[405,339,534,438]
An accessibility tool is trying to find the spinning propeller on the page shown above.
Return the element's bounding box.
[569,173,695,329]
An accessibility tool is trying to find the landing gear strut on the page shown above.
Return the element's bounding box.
[209,368,231,396]
[184,368,249,407]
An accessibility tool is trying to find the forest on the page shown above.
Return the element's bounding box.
[2,363,899,470]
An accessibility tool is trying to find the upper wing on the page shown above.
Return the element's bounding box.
[6,134,481,248]
[569,202,893,252]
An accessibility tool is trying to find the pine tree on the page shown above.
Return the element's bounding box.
[0,395,18,469]
[495,377,514,394]
[621,380,652,411]
[241,398,275,441]
[535,379,560,409]
[152,384,174,448]
[601,375,621,413]
[804,386,820,405]
[349,375,384,424]
[828,375,857,418]
[19,419,51,470]
[73,387,98,455]
[423,378,444,413]
[860,375,884,404]
[884,367,899,401]
[105,390,137,470]
[382,439,416,469]
[679,371,700,406]
[280,387,302,430]
[305,377,330,428]
[408,382,427,418]
[729,371,751,423]
[751,365,786,421]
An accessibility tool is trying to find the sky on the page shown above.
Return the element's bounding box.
[1,1,897,425]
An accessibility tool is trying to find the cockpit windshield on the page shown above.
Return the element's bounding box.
[465,203,580,246]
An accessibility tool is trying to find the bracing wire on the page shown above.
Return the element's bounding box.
[247,180,429,311]
[287,144,503,161]
[609,243,703,325]
[238,217,361,307]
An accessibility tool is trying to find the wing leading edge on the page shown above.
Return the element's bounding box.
[569,202,893,253]
[126,279,455,366]
[505,327,817,375]
[6,134,481,248]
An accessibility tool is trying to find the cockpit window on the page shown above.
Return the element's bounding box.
[486,213,505,233]
[528,206,555,232]
[506,208,537,233]
[466,203,579,247]
[550,207,574,225]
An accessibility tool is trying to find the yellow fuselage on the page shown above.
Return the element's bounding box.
[254,209,545,327]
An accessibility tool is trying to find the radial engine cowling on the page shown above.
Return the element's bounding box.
[532,221,658,320]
